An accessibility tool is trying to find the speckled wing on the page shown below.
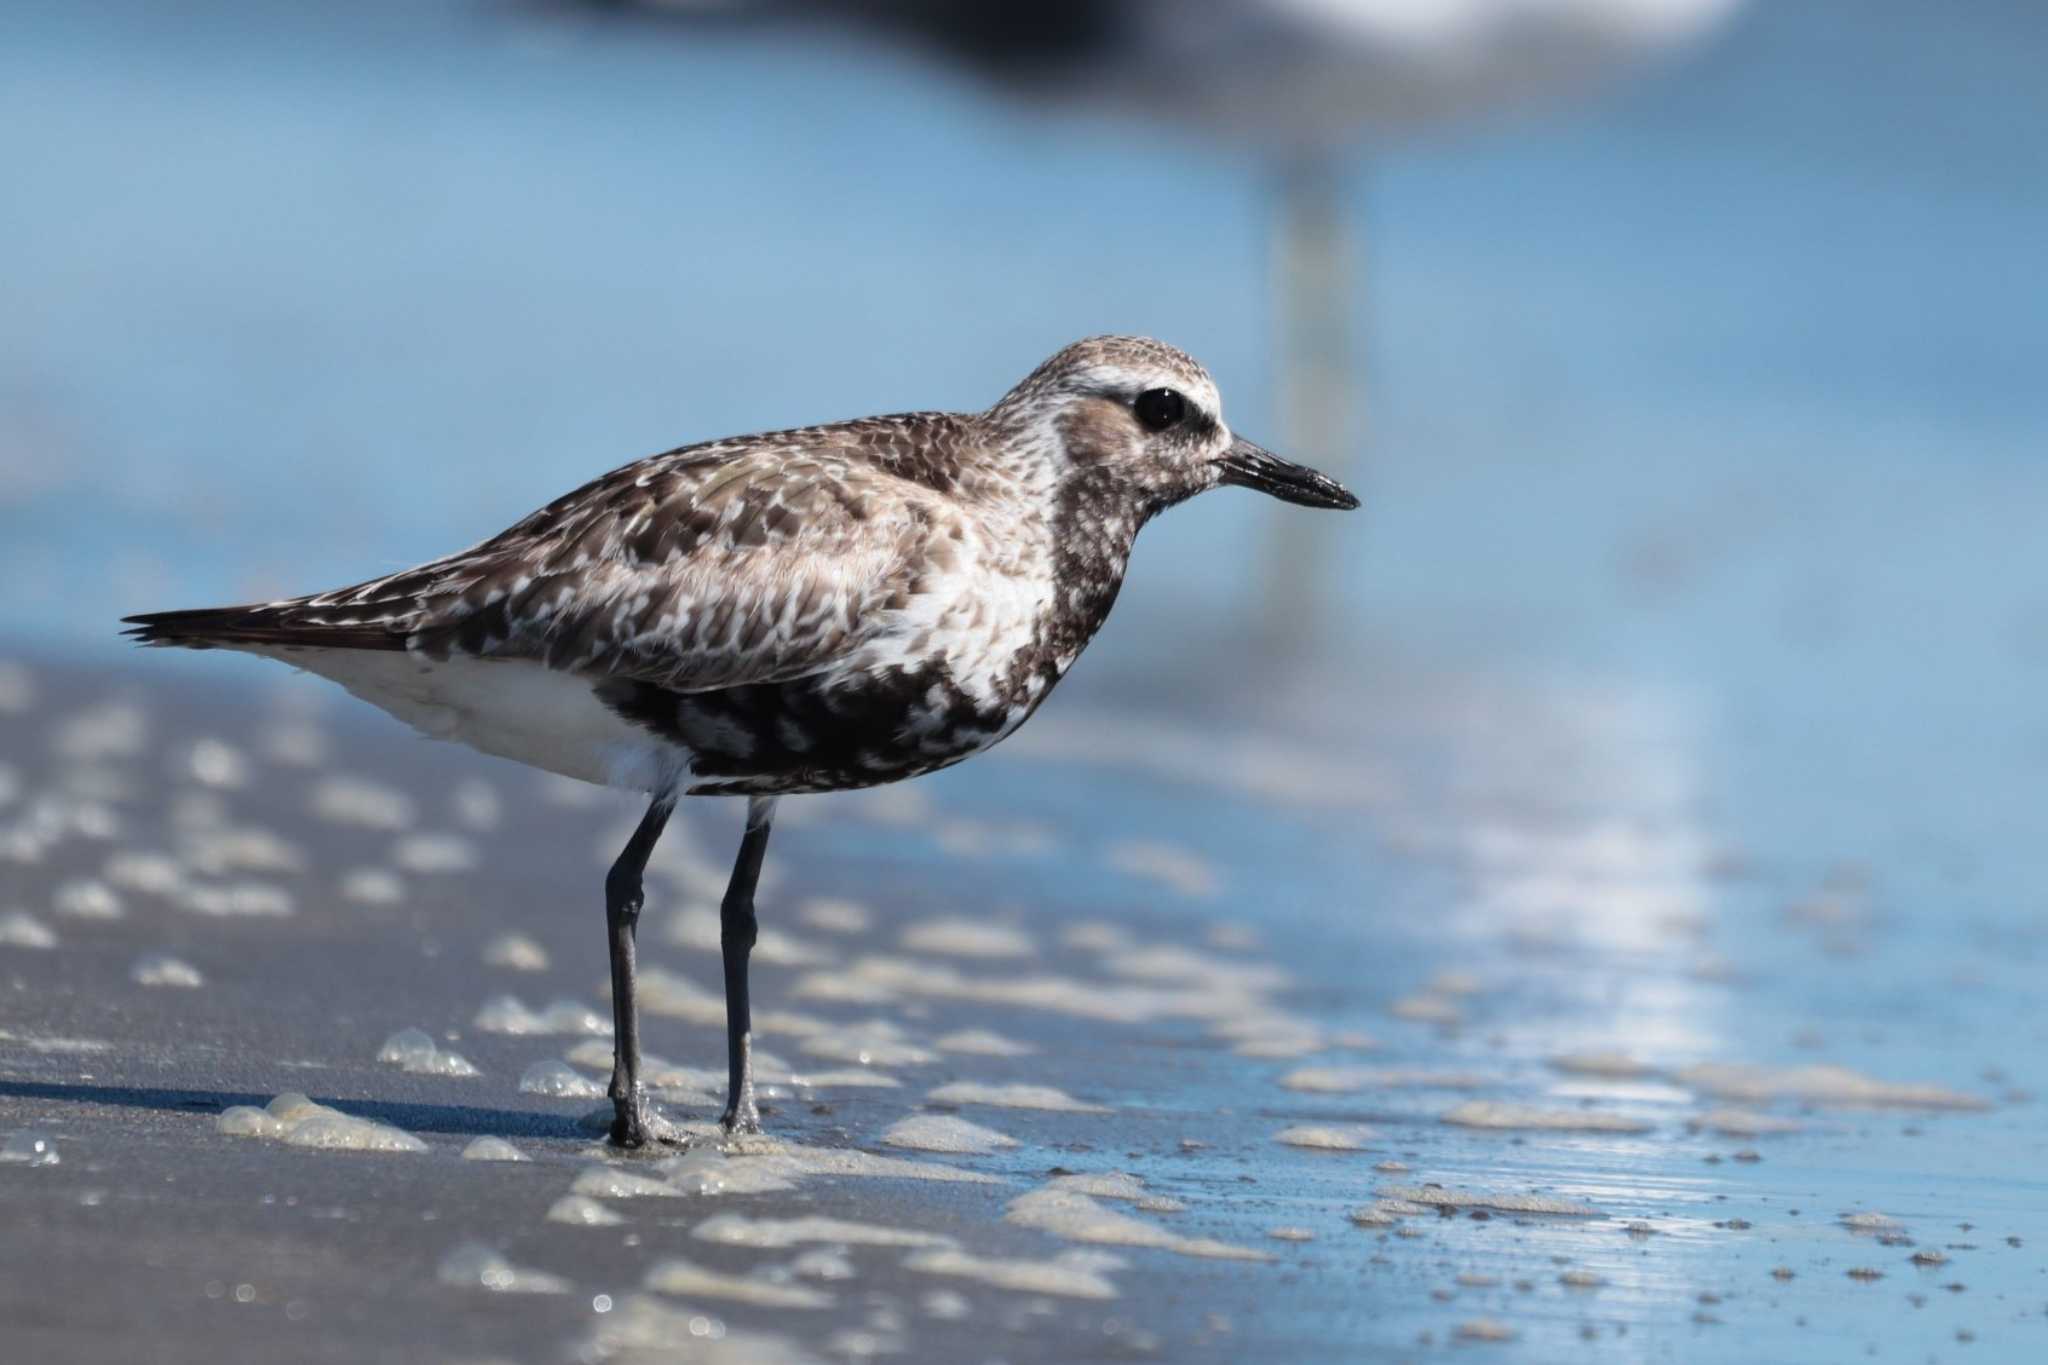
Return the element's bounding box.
[127,428,951,694]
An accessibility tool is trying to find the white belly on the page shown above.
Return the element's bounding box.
[247,646,689,794]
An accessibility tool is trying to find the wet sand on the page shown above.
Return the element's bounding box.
[0,651,2041,1364]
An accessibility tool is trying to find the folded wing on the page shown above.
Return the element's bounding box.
[126,434,945,695]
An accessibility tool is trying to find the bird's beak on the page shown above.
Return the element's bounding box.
[1215,436,1359,510]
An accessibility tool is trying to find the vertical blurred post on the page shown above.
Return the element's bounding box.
[1268,155,1354,651]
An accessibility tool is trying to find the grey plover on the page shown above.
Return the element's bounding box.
[125,335,1358,1146]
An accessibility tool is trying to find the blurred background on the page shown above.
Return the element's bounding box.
[5,2,2044,810]
[5,0,2045,879]
[4,3,2048,1359]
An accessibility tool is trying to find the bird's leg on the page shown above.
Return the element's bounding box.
[604,795,673,1148]
[719,795,777,1135]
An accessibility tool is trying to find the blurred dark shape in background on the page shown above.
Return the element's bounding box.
[4,0,2045,751]
[593,0,1739,142]
[574,0,1743,643]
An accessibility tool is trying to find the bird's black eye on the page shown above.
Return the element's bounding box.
[1133,387,1187,432]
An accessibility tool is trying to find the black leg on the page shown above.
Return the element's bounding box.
[719,795,777,1134]
[605,796,673,1148]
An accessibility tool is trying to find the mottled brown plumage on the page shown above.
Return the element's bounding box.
[124,335,1357,1145]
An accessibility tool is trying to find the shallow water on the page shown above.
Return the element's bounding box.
[0,649,2041,1363]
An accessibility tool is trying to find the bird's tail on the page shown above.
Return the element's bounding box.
[121,603,402,652]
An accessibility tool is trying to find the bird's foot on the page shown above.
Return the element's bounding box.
[608,1089,687,1149]
[719,1097,761,1137]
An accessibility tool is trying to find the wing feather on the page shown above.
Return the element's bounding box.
[127,419,966,694]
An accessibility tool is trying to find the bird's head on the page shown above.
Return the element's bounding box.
[985,335,1359,517]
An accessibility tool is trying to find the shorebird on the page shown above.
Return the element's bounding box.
[125,335,1358,1147]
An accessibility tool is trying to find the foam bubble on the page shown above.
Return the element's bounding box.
[900,918,1035,959]
[1675,1063,1990,1111]
[0,911,58,948]
[53,879,122,920]
[217,1093,426,1153]
[0,1131,60,1166]
[1061,921,1134,953]
[1044,1173,1184,1212]
[461,1136,527,1162]
[882,1115,1019,1155]
[53,703,147,761]
[1693,1107,1805,1137]
[310,776,415,830]
[1388,994,1462,1025]
[475,995,610,1036]
[378,1028,480,1078]
[637,973,824,1040]
[920,1289,971,1320]
[926,1082,1109,1114]
[700,1138,1001,1190]
[1456,1319,1518,1343]
[1441,1102,1653,1134]
[1840,1211,1905,1234]
[643,1259,833,1309]
[1549,1051,1656,1079]
[547,1195,625,1226]
[520,1060,603,1098]
[452,779,502,832]
[1267,1227,1316,1242]
[798,898,871,934]
[1275,1125,1376,1150]
[0,1028,106,1054]
[632,968,730,1027]
[934,1028,1036,1058]
[692,1213,952,1250]
[904,1247,1123,1300]
[1005,1186,1268,1261]
[788,1250,856,1282]
[340,868,405,906]
[1104,840,1218,898]
[1348,1199,1431,1227]
[788,1068,900,1089]
[572,1166,681,1200]
[483,933,550,972]
[103,851,185,896]
[186,826,306,876]
[801,1020,935,1068]
[392,833,478,875]
[1278,1067,1492,1093]
[437,1241,569,1294]
[130,953,204,988]
[177,881,294,917]
[578,1295,818,1365]
[183,738,251,789]
[932,816,1055,859]
[180,824,307,875]
[1213,1013,1347,1059]
[657,1147,800,1197]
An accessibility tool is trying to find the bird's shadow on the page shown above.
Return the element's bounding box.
[0,1079,590,1142]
